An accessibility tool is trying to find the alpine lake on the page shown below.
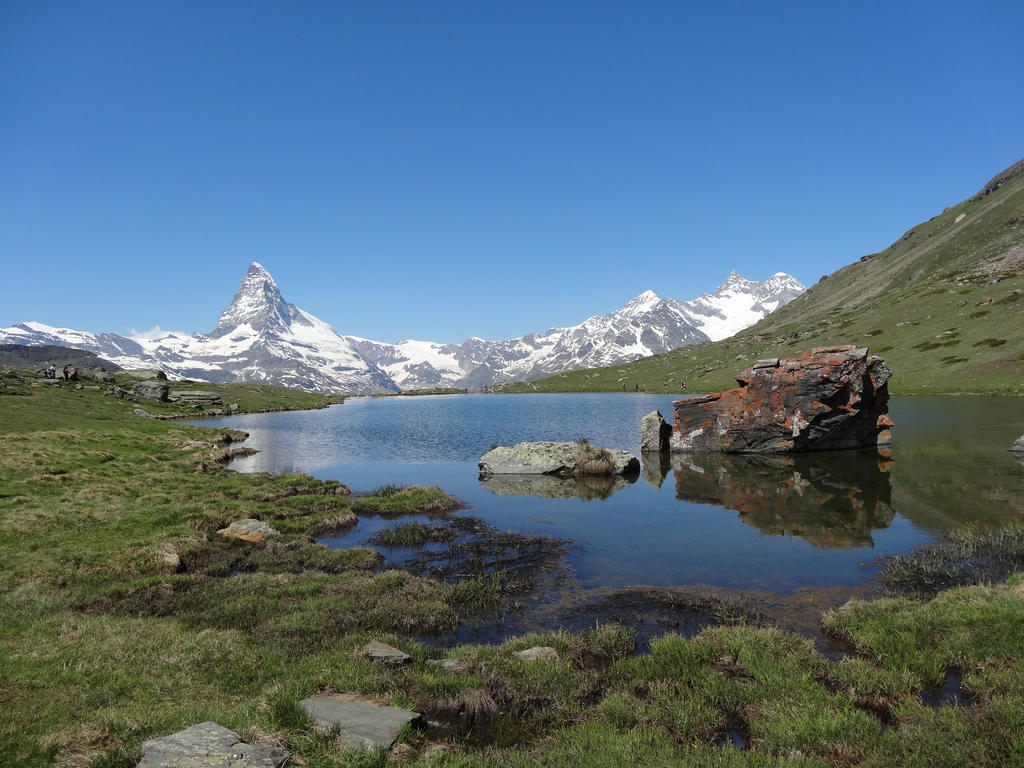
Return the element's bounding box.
[195,393,1024,651]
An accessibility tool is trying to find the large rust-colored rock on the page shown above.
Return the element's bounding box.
[670,346,892,453]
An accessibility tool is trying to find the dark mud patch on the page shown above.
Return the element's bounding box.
[921,670,968,708]
[562,585,763,646]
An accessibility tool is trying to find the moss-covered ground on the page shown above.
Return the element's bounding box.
[3,367,1024,767]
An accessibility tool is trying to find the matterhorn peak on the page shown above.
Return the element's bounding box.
[212,262,292,337]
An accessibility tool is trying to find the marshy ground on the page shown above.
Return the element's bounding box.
[2,367,1024,767]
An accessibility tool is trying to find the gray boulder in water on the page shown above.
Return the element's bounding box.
[479,441,639,477]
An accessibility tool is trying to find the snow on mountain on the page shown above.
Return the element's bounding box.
[0,264,804,393]
[677,270,807,342]
[0,263,398,394]
[353,272,805,389]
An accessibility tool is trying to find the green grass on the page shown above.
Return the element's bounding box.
[500,160,1024,396]
[3,369,1024,766]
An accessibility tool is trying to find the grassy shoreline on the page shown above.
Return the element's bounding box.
[3,367,1023,767]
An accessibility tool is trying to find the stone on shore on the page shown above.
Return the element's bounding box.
[299,694,421,750]
[132,380,170,401]
[1011,435,1024,453]
[216,518,277,542]
[136,721,289,768]
[479,441,639,477]
[640,410,671,452]
[362,640,411,664]
[513,646,559,661]
[669,346,892,453]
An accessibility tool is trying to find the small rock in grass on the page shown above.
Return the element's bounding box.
[133,408,156,419]
[362,640,411,664]
[299,694,421,750]
[427,658,470,672]
[217,518,277,543]
[136,721,289,768]
[1011,435,1024,453]
[513,646,559,661]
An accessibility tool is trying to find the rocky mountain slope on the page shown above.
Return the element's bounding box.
[0,264,804,393]
[507,157,1024,395]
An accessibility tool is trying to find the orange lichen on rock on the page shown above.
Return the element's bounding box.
[670,346,892,453]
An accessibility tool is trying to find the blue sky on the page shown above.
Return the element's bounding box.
[2,1,1021,343]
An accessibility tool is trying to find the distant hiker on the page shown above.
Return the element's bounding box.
[62,366,70,381]
[680,379,686,391]
[635,383,639,391]
[48,364,56,379]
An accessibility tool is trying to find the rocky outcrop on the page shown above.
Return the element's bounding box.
[640,410,671,452]
[169,390,223,405]
[479,441,639,477]
[133,380,169,401]
[670,346,892,453]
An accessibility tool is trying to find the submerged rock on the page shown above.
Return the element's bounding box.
[479,441,639,477]
[670,346,892,453]
[299,694,421,750]
[136,721,289,768]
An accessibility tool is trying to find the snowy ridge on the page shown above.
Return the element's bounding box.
[0,264,804,393]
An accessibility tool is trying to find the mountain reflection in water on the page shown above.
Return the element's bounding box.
[653,450,896,549]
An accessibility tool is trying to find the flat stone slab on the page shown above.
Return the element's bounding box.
[362,640,411,664]
[513,646,559,661]
[136,721,289,768]
[479,441,639,476]
[217,518,277,542]
[299,695,421,750]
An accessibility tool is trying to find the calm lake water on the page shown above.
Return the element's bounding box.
[196,394,1024,642]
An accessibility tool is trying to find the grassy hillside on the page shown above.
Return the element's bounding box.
[504,159,1024,396]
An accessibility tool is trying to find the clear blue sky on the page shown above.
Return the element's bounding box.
[2,1,1021,343]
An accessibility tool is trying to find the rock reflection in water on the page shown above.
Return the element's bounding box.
[479,472,636,501]
[654,451,895,549]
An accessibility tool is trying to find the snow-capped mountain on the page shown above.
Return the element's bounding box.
[0,264,804,393]
[0,263,399,394]
[351,271,806,389]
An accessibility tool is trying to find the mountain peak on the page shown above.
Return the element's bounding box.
[624,289,661,310]
[212,263,292,337]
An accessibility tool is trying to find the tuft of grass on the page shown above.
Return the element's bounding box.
[370,522,455,547]
[352,486,460,516]
[574,438,616,476]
